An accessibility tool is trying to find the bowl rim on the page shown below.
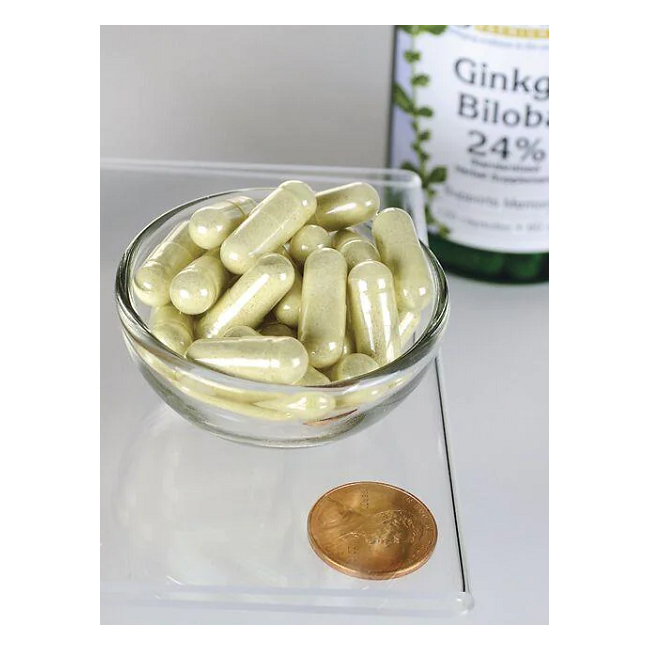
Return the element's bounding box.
[115,187,450,394]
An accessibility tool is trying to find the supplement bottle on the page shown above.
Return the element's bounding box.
[390,25,549,282]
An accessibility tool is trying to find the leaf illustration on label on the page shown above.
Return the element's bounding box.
[393,25,450,237]
[392,83,415,115]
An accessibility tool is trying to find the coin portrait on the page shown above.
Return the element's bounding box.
[307,481,438,579]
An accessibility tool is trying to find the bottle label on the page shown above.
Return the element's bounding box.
[391,26,549,253]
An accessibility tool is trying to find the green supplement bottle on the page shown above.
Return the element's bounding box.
[390,25,549,282]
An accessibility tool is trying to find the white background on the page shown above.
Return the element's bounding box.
[101,26,394,167]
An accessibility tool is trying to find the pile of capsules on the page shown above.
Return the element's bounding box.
[133,181,434,392]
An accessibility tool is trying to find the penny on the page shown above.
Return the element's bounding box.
[307,481,437,580]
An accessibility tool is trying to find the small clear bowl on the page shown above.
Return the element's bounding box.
[115,188,449,447]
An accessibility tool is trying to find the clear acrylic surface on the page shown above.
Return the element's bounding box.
[101,160,472,617]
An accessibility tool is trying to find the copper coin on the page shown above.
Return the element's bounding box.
[307,481,438,580]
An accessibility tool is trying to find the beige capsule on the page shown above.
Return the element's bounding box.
[219,325,328,385]
[134,221,203,307]
[258,324,333,385]
[299,248,347,369]
[178,323,277,403]
[398,311,421,350]
[273,270,302,328]
[189,196,256,249]
[341,323,356,357]
[259,322,296,338]
[328,353,386,410]
[341,301,356,357]
[132,340,179,383]
[223,325,261,338]
[348,260,401,366]
[220,180,317,275]
[310,182,380,231]
[331,228,363,249]
[274,246,294,262]
[174,378,294,421]
[332,229,381,270]
[288,225,330,266]
[148,304,195,355]
[174,369,274,406]
[328,353,379,382]
[255,392,336,421]
[195,253,294,339]
[186,336,308,385]
[200,395,295,421]
[169,248,231,315]
[372,208,434,313]
[296,365,331,387]
[335,236,380,271]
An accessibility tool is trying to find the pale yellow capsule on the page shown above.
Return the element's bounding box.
[336,236,380,271]
[149,305,194,355]
[195,253,294,339]
[174,379,294,421]
[175,366,277,405]
[340,303,356,357]
[274,246,294,262]
[134,221,203,307]
[299,248,347,369]
[330,228,363,249]
[223,325,260,338]
[255,392,336,420]
[296,365,331,387]
[255,320,331,383]
[341,324,356,357]
[348,261,401,366]
[273,271,302,328]
[259,322,296,338]
[178,326,276,404]
[372,208,434,313]
[220,180,317,274]
[398,311,421,350]
[197,395,295,421]
[186,336,308,385]
[328,353,379,382]
[310,182,380,231]
[169,248,231,315]
[328,353,385,410]
[288,225,330,266]
[188,196,256,249]
[219,325,328,384]
[132,340,179,383]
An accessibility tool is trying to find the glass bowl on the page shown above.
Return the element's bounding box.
[115,188,449,447]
